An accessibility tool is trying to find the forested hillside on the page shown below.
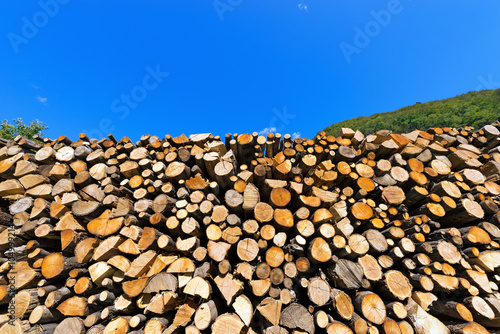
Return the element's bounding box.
[321,89,500,136]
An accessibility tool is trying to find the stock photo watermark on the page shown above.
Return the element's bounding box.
[6,217,16,325]
[257,106,298,138]
[7,0,70,54]
[476,74,500,90]
[339,0,404,63]
[82,64,169,140]
[213,0,243,22]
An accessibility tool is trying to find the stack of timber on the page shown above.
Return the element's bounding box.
[2,122,500,333]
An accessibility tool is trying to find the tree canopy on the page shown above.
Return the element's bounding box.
[0,118,48,141]
[321,89,500,136]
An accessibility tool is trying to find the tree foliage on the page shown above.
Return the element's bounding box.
[321,89,500,136]
[0,118,48,141]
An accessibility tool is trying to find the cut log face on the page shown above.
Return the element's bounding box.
[355,292,386,325]
[384,270,412,300]
[3,124,500,333]
[255,202,274,223]
[214,273,243,305]
[257,297,282,326]
[87,210,124,237]
[103,316,129,334]
[56,296,88,316]
[211,313,244,334]
[382,186,406,205]
[308,277,331,306]
[41,253,65,279]
[309,237,332,262]
[270,188,291,208]
[184,276,211,299]
[266,246,285,267]
[237,238,259,262]
[194,300,218,330]
[358,254,382,281]
[351,202,373,220]
[233,295,253,326]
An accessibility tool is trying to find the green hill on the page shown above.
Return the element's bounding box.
[321,89,500,137]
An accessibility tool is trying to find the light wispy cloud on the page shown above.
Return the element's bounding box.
[298,3,308,12]
[31,83,41,89]
[292,132,301,139]
[35,96,48,105]
[258,126,277,136]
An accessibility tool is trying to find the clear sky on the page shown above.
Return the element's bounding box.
[1,1,499,141]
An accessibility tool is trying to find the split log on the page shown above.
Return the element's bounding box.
[194,300,218,330]
[405,298,450,334]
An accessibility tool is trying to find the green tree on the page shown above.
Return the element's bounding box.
[0,118,48,141]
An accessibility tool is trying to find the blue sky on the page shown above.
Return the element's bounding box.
[1,1,499,141]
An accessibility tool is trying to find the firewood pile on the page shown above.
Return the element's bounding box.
[2,122,500,334]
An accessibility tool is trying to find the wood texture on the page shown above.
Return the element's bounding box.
[2,123,500,333]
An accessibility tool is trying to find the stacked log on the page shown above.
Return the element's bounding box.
[1,123,500,333]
